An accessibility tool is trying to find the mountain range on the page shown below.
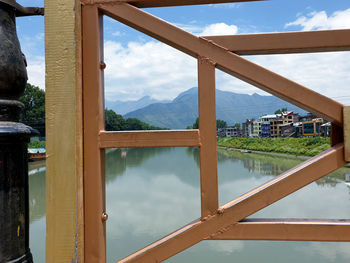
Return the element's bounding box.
[108,87,306,129]
[106,96,170,115]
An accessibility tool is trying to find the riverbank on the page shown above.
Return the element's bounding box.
[218,146,310,160]
[217,137,330,157]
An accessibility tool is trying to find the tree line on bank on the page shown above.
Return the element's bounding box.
[105,109,165,131]
[20,83,166,136]
[186,117,240,130]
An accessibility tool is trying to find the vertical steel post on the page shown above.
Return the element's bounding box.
[0,1,43,262]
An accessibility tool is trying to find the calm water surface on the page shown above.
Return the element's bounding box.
[29,148,350,262]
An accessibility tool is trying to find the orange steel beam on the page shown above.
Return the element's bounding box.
[98,130,201,148]
[99,3,344,126]
[84,0,264,8]
[82,5,106,263]
[198,58,219,217]
[119,144,346,262]
[331,123,344,147]
[344,107,350,161]
[204,29,350,55]
[210,219,350,241]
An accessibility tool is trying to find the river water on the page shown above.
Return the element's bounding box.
[29,148,350,262]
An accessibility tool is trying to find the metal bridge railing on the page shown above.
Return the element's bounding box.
[80,1,350,262]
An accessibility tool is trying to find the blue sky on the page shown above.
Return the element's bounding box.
[15,0,350,104]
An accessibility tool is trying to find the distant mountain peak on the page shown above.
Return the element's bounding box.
[139,95,151,101]
[124,87,306,129]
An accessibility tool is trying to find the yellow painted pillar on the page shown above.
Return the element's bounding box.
[45,0,84,262]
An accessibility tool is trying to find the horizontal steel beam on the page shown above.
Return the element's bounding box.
[100,3,344,126]
[211,219,350,241]
[84,0,264,8]
[99,130,201,148]
[204,29,350,55]
[118,144,346,262]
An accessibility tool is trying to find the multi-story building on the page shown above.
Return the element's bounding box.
[253,120,261,137]
[280,123,294,137]
[260,114,275,137]
[268,112,297,137]
[217,126,241,138]
[303,118,324,137]
[279,111,296,124]
[270,119,283,137]
[261,122,271,137]
[321,122,331,137]
[242,119,254,137]
[260,114,276,123]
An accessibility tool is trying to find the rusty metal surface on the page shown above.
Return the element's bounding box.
[198,58,218,217]
[211,219,350,241]
[99,2,344,126]
[99,130,201,148]
[204,29,350,55]
[82,0,263,7]
[82,5,106,263]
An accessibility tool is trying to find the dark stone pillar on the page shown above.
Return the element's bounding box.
[0,122,37,263]
[0,1,42,262]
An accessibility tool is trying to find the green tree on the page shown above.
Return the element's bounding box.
[125,118,145,130]
[105,109,125,131]
[216,119,227,129]
[192,117,199,129]
[19,83,45,136]
[105,109,166,131]
[234,123,241,128]
[274,107,288,114]
[189,118,227,130]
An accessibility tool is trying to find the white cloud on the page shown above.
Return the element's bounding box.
[104,40,197,101]
[112,31,122,37]
[103,11,350,105]
[199,23,238,36]
[26,55,45,90]
[286,8,350,30]
[175,22,238,36]
[245,52,350,105]
[104,22,239,101]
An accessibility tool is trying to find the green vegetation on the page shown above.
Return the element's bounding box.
[105,109,166,131]
[217,147,350,183]
[217,137,331,157]
[274,107,288,114]
[20,83,45,136]
[186,117,227,129]
[28,140,46,149]
[216,120,227,129]
[19,84,166,134]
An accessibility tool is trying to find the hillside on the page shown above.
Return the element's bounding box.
[106,96,170,115]
[124,88,307,129]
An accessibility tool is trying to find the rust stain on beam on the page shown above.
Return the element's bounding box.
[204,29,350,55]
[211,219,350,241]
[83,0,264,8]
[99,3,344,126]
[99,130,201,148]
[118,145,346,262]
